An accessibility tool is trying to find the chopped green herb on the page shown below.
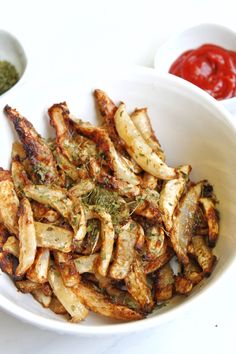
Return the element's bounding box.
[0,61,19,95]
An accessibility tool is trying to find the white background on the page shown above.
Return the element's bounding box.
[0,0,236,353]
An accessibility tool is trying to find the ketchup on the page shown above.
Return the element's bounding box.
[169,44,236,100]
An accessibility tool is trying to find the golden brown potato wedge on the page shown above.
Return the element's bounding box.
[32,288,52,308]
[35,222,73,253]
[125,256,154,312]
[183,259,204,285]
[53,251,80,287]
[3,236,19,257]
[15,279,41,293]
[74,254,99,274]
[155,263,174,302]
[11,159,32,197]
[16,198,37,276]
[69,179,95,198]
[131,107,165,160]
[144,245,173,274]
[199,198,219,247]
[0,251,15,277]
[114,104,176,180]
[141,172,158,190]
[27,248,50,283]
[170,182,202,265]
[72,281,143,321]
[5,105,59,184]
[49,295,67,315]
[174,275,193,295]
[145,226,165,260]
[192,235,216,275]
[0,169,19,235]
[109,221,137,280]
[48,265,89,323]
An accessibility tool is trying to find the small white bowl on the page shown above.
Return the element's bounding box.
[154,23,236,75]
[0,29,27,95]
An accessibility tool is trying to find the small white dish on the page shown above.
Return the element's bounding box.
[154,23,236,76]
[0,29,27,96]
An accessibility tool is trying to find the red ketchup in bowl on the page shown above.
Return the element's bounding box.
[169,44,236,100]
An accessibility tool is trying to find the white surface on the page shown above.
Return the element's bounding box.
[0,0,236,352]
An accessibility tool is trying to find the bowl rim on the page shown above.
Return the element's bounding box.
[0,65,236,335]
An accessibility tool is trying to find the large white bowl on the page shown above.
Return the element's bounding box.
[0,66,236,335]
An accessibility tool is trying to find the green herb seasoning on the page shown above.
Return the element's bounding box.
[0,60,19,95]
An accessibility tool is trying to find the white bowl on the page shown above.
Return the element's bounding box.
[0,66,236,335]
[0,29,27,96]
[154,23,236,76]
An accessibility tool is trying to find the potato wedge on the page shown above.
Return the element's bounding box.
[74,254,99,274]
[0,170,19,235]
[86,206,115,277]
[35,222,73,252]
[159,165,191,231]
[72,282,142,321]
[24,185,72,219]
[170,182,202,265]
[131,107,165,160]
[5,105,59,184]
[54,147,81,181]
[53,251,80,287]
[183,259,204,285]
[32,288,52,308]
[199,198,219,247]
[16,198,37,276]
[155,263,174,302]
[141,172,158,190]
[145,226,165,260]
[192,235,216,275]
[109,221,137,279]
[3,236,19,257]
[174,275,193,295]
[0,251,15,277]
[134,222,145,251]
[11,159,32,197]
[114,104,176,180]
[27,248,50,283]
[15,279,41,293]
[69,179,95,198]
[125,256,154,312]
[144,245,173,274]
[48,265,88,322]
[49,295,67,314]
[72,119,140,185]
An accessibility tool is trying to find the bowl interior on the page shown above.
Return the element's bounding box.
[154,24,236,74]
[0,29,27,84]
[0,67,236,334]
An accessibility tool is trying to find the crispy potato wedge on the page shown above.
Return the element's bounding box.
[192,235,216,275]
[48,265,88,322]
[145,226,165,260]
[54,147,81,181]
[199,198,219,247]
[86,206,115,277]
[159,165,191,231]
[32,288,52,308]
[131,107,165,160]
[72,119,140,185]
[15,279,41,293]
[155,263,174,302]
[125,256,154,311]
[5,105,59,184]
[69,179,95,198]
[0,251,15,276]
[0,224,9,249]
[27,248,50,283]
[16,198,37,276]
[72,282,142,321]
[141,172,158,190]
[174,275,193,295]
[114,104,176,180]
[170,182,202,265]
[11,159,32,197]
[144,245,173,274]
[53,251,80,287]
[41,282,53,296]
[109,221,137,279]
[134,222,145,251]
[31,201,60,223]
[3,236,19,257]
[24,185,72,219]
[0,170,19,235]
[74,254,99,274]
[35,222,73,252]
[183,259,204,285]
[94,89,127,155]
[49,295,67,315]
